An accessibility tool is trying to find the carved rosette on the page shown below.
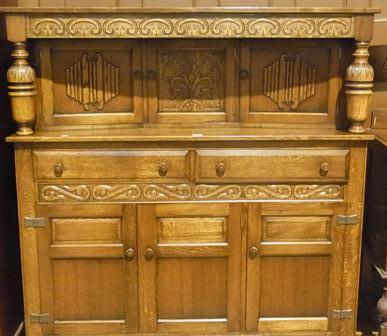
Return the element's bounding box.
[7,43,37,136]
[38,183,344,203]
[345,42,374,134]
[27,15,354,39]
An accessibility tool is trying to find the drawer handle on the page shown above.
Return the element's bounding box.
[144,248,155,261]
[216,162,226,177]
[239,70,250,80]
[53,163,64,177]
[248,246,259,259]
[320,162,330,176]
[147,70,157,80]
[158,162,168,177]
[125,248,135,261]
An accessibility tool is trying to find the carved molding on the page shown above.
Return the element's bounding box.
[38,183,344,203]
[66,53,120,111]
[27,15,354,39]
[263,53,316,111]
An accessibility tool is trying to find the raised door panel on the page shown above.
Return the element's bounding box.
[35,205,138,335]
[246,203,345,334]
[38,40,143,128]
[146,40,236,123]
[137,203,242,333]
[240,40,341,124]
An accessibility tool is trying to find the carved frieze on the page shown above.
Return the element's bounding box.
[38,183,344,203]
[159,50,224,112]
[27,15,354,39]
[66,53,119,111]
[263,53,316,111]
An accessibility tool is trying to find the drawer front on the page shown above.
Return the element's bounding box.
[33,150,189,180]
[195,149,349,182]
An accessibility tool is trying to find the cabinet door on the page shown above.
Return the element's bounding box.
[36,204,138,335]
[138,203,242,333]
[246,203,345,334]
[146,40,236,123]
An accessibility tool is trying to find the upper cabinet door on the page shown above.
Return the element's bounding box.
[137,203,242,334]
[246,203,345,334]
[240,40,341,125]
[35,204,138,336]
[146,40,237,124]
[38,40,143,128]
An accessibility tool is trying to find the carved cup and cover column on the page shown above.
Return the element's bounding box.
[2,8,379,336]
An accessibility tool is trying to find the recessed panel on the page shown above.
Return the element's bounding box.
[157,258,228,319]
[158,217,227,243]
[263,216,330,241]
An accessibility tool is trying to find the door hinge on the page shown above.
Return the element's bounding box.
[337,214,358,225]
[24,217,47,228]
[30,313,50,324]
[332,309,352,319]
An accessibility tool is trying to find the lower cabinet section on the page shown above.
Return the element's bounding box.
[33,202,347,335]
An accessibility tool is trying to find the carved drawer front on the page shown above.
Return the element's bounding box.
[33,150,189,181]
[146,40,236,123]
[240,40,341,124]
[39,40,143,127]
[195,149,349,182]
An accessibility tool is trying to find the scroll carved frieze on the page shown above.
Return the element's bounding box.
[159,51,224,112]
[27,15,354,39]
[38,183,344,203]
[66,53,119,111]
[263,53,316,111]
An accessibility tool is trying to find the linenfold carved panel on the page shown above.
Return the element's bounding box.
[159,50,224,112]
[27,15,354,39]
[263,53,316,111]
[38,183,344,203]
[66,53,120,111]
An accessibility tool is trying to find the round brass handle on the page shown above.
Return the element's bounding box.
[239,70,250,80]
[320,162,330,176]
[147,70,157,80]
[53,163,64,177]
[144,248,155,261]
[158,162,168,177]
[125,248,135,261]
[248,246,259,259]
[216,162,226,177]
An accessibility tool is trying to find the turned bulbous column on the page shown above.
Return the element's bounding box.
[345,41,374,134]
[7,42,37,136]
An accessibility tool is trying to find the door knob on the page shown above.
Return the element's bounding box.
[125,248,135,261]
[144,248,155,261]
[248,246,259,259]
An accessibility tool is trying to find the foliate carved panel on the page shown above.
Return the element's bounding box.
[38,183,344,203]
[27,15,354,39]
[263,53,316,111]
[159,50,225,112]
[66,53,120,111]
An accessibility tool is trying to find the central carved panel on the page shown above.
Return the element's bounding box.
[159,50,225,112]
[263,53,316,111]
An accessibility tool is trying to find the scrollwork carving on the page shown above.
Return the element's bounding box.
[194,185,243,200]
[244,185,292,200]
[293,184,343,199]
[92,185,141,201]
[40,185,91,202]
[143,184,192,200]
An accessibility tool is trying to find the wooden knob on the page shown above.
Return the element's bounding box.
[144,248,155,261]
[125,248,135,261]
[147,70,157,80]
[53,163,64,177]
[239,70,249,80]
[320,162,330,176]
[216,162,226,177]
[158,162,168,177]
[248,246,259,259]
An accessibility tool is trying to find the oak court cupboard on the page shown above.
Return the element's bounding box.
[0,5,381,336]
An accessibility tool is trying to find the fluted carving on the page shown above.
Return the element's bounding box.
[345,42,374,134]
[7,43,37,136]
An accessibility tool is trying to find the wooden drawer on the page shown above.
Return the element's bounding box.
[33,150,189,180]
[195,149,349,182]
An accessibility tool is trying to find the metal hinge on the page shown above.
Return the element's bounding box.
[337,215,358,225]
[30,313,50,324]
[24,217,47,228]
[332,309,352,319]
